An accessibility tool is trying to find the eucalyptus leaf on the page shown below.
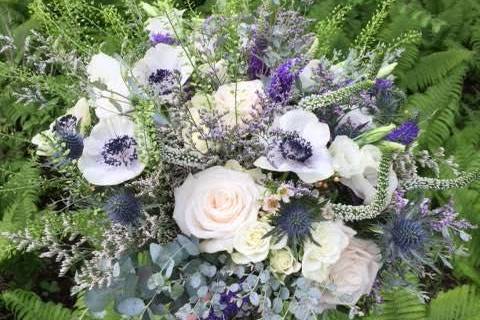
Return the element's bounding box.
[117,297,145,316]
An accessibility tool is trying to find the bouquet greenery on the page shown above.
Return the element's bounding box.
[1,0,480,319]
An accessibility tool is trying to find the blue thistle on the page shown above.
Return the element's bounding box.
[385,121,419,145]
[390,216,426,252]
[104,191,142,226]
[267,59,300,103]
[207,289,247,320]
[60,132,84,159]
[53,114,84,159]
[268,199,318,248]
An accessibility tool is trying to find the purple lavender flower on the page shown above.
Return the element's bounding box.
[267,59,300,103]
[429,201,475,232]
[247,36,269,80]
[385,121,419,145]
[150,33,177,45]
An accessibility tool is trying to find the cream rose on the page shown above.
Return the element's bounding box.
[213,80,264,126]
[173,166,262,253]
[302,221,355,283]
[231,221,272,264]
[270,247,301,276]
[320,238,381,306]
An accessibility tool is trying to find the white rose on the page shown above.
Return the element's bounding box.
[173,166,262,253]
[302,221,355,283]
[213,80,264,126]
[232,221,272,264]
[329,135,364,179]
[319,238,381,306]
[340,145,398,204]
[270,247,301,276]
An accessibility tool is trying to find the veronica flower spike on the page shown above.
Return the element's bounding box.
[78,116,145,186]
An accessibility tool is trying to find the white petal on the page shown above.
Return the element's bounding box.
[299,59,321,92]
[132,43,193,86]
[273,109,318,132]
[86,53,129,98]
[301,120,330,147]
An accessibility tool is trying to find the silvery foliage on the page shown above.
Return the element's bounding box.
[84,234,297,319]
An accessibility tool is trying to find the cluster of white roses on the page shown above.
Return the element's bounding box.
[172,144,384,307]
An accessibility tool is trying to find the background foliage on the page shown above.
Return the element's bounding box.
[0,0,479,319]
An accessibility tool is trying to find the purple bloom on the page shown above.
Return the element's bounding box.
[267,59,300,103]
[247,36,269,80]
[207,289,245,320]
[150,33,176,45]
[429,201,475,232]
[386,121,419,145]
[375,78,393,92]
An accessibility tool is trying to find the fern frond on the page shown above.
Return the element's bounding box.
[314,4,352,57]
[366,289,426,320]
[1,289,87,320]
[427,285,480,320]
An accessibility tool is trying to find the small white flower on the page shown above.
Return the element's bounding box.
[78,116,145,186]
[340,145,398,204]
[32,98,91,156]
[86,53,132,119]
[329,135,364,179]
[132,43,193,97]
[232,221,273,264]
[254,110,334,183]
[302,221,355,283]
[270,246,301,276]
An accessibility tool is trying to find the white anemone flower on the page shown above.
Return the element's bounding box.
[31,98,91,156]
[78,116,145,186]
[145,9,185,42]
[86,53,132,119]
[254,110,334,183]
[132,43,193,97]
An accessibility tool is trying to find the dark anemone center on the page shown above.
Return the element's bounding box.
[279,132,313,162]
[391,217,426,251]
[277,201,312,240]
[101,135,138,167]
[148,69,174,84]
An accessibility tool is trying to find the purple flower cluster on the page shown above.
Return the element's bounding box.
[150,33,177,45]
[247,35,269,80]
[385,120,419,145]
[374,78,393,92]
[422,200,475,232]
[207,290,247,320]
[267,59,300,103]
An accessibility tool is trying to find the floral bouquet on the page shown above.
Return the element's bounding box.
[8,0,480,319]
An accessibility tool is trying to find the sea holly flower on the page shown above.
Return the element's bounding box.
[78,116,145,186]
[132,43,193,97]
[254,109,334,183]
[32,98,90,157]
[86,53,132,119]
[104,191,142,225]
